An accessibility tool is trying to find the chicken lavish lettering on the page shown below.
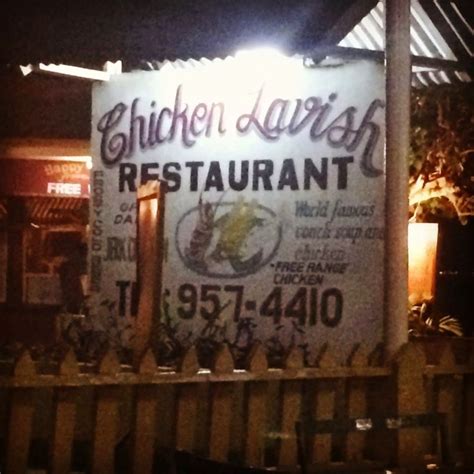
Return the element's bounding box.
[96,84,384,179]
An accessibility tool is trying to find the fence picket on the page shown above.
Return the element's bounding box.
[176,347,199,452]
[5,350,36,474]
[311,345,338,464]
[396,342,429,468]
[245,343,268,467]
[176,385,198,452]
[179,345,199,376]
[91,349,121,474]
[278,347,304,467]
[346,345,369,462]
[131,348,158,474]
[49,349,79,474]
[209,345,234,461]
[1,338,473,472]
[437,343,462,464]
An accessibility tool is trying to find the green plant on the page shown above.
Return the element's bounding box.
[408,302,463,337]
[409,83,474,223]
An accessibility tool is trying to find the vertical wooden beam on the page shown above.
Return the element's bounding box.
[384,0,410,359]
[135,181,165,361]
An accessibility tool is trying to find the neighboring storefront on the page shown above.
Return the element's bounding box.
[0,150,90,344]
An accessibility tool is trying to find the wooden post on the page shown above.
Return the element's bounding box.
[383,0,410,359]
[135,180,165,361]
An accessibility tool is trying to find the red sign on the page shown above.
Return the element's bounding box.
[0,159,90,197]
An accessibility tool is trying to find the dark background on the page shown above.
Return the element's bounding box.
[0,0,369,140]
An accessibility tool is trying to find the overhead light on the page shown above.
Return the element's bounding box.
[234,47,292,69]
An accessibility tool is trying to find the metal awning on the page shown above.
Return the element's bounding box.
[26,197,88,226]
[0,197,88,226]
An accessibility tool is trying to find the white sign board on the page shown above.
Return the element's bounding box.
[91,56,385,364]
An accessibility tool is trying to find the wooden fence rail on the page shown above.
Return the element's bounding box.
[0,339,473,474]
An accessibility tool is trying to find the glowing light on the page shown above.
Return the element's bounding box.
[182,47,302,109]
[234,47,291,68]
[408,223,439,303]
[234,48,299,91]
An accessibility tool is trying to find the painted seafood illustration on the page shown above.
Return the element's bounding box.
[210,197,265,270]
[184,194,219,272]
[177,194,281,278]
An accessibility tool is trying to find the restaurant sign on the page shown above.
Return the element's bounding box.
[90,56,385,364]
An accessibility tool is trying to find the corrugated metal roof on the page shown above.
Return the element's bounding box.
[339,0,472,87]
